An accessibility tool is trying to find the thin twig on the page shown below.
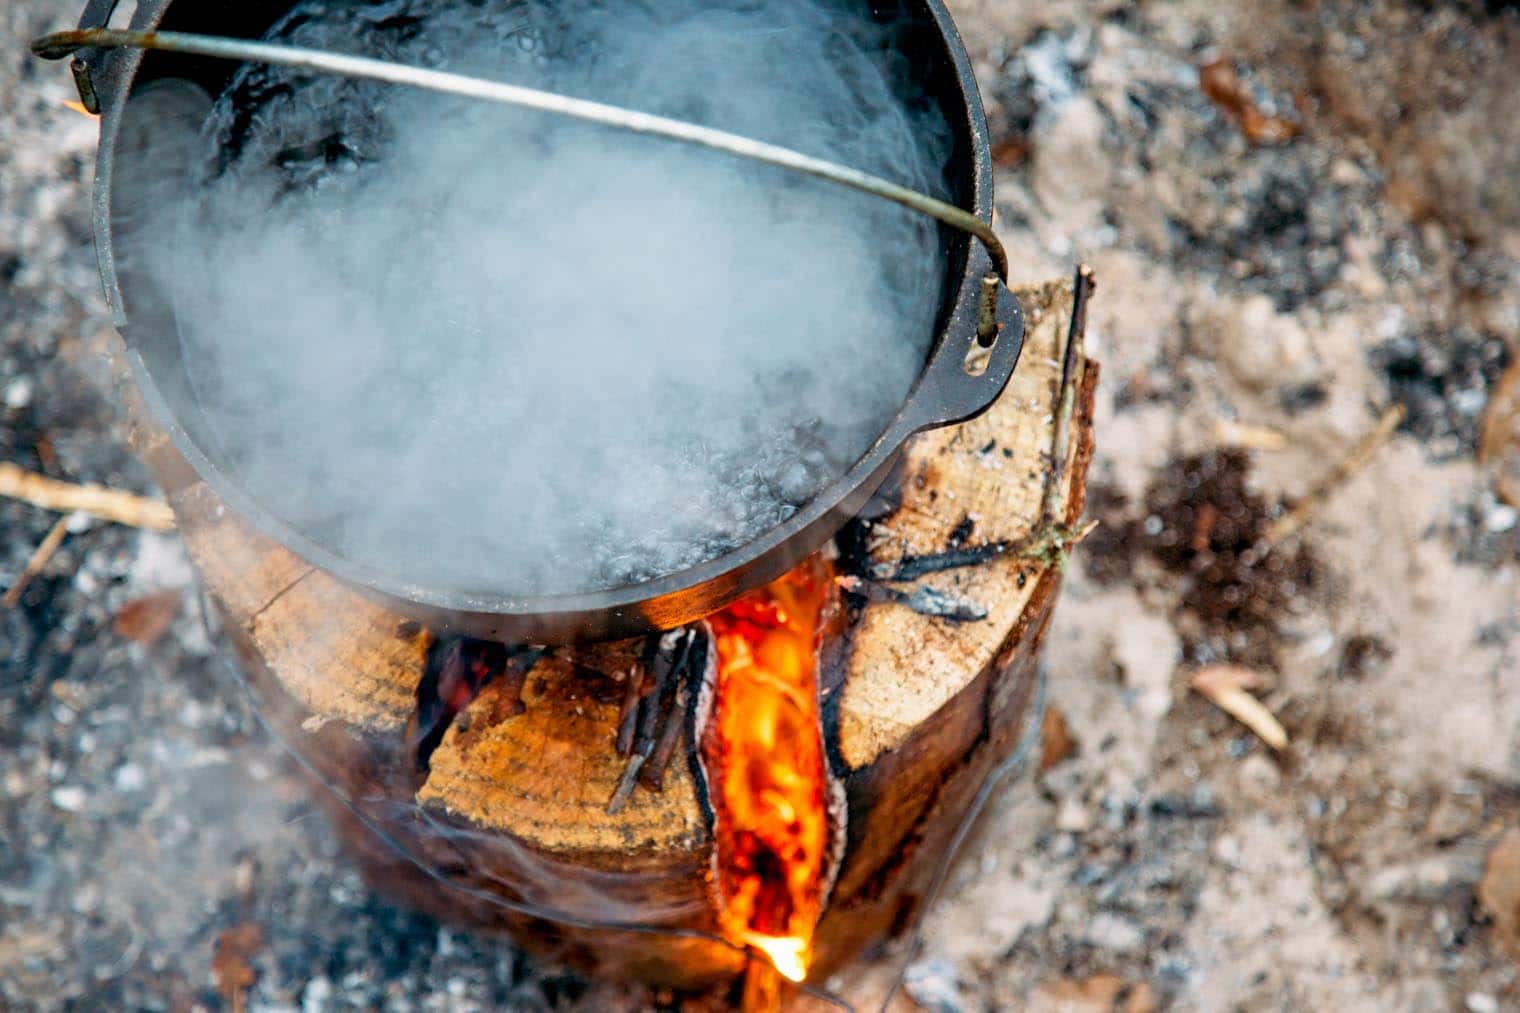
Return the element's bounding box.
[615,666,643,757]
[1264,404,1405,545]
[635,631,689,754]
[1041,264,1095,525]
[866,519,1099,584]
[867,541,1011,582]
[0,462,174,530]
[3,514,73,608]
[605,753,645,815]
[837,574,987,622]
[643,629,704,790]
[610,629,696,811]
[640,684,687,791]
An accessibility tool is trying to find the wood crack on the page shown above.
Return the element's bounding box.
[245,565,317,630]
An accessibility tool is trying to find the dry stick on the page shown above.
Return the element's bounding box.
[836,574,988,622]
[605,753,645,815]
[866,540,1011,582]
[0,462,174,531]
[609,631,693,813]
[643,629,704,790]
[3,514,73,608]
[640,684,687,791]
[1040,264,1095,527]
[609,635,662,812]
[635,632,689,752]
[615,665,644,757]
[1264,404,1406,545]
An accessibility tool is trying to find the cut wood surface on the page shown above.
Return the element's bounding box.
[132,274,1096,989]
[835,276,1091,768]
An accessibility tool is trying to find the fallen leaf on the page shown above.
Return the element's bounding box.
[1190,664,1288,751]
[1039,705,1078,773]
[111,589,182,647]
[212,922,264,1011]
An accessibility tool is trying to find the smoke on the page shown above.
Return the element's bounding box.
[141,0,953,596]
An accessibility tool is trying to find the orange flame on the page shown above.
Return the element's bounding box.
[62,100,98,119]
[703,557,834,988]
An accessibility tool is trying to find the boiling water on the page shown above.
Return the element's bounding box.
[156,0,953,596]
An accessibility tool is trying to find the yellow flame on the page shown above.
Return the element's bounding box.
[703,558,834,994]
[62,100,98,119]
[747,933,809,983]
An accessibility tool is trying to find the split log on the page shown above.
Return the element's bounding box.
[124,274,1097,998]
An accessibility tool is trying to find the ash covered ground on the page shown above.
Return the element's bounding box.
[4,0,1520,1010]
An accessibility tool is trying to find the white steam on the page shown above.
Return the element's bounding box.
[153,0,952,596]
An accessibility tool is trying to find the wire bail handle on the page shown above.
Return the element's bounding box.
[34,26,1012,341]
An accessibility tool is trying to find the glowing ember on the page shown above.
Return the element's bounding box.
[701,557,835,986]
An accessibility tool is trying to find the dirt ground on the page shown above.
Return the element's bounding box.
[4,0,1520,1010]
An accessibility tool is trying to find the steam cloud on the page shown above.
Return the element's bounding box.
[143,0,953,596]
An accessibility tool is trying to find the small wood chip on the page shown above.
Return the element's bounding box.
[1189,664,1288,751]
[0,462,174,531]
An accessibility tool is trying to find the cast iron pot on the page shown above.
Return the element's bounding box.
[63,0,1025,643]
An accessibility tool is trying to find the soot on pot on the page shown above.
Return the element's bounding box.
[129,0,952,596]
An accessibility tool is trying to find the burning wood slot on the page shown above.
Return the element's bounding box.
[121,274,1095,1007]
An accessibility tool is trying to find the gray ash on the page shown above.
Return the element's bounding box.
[1168,155,1358,314]
[1371,328,1511,459]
